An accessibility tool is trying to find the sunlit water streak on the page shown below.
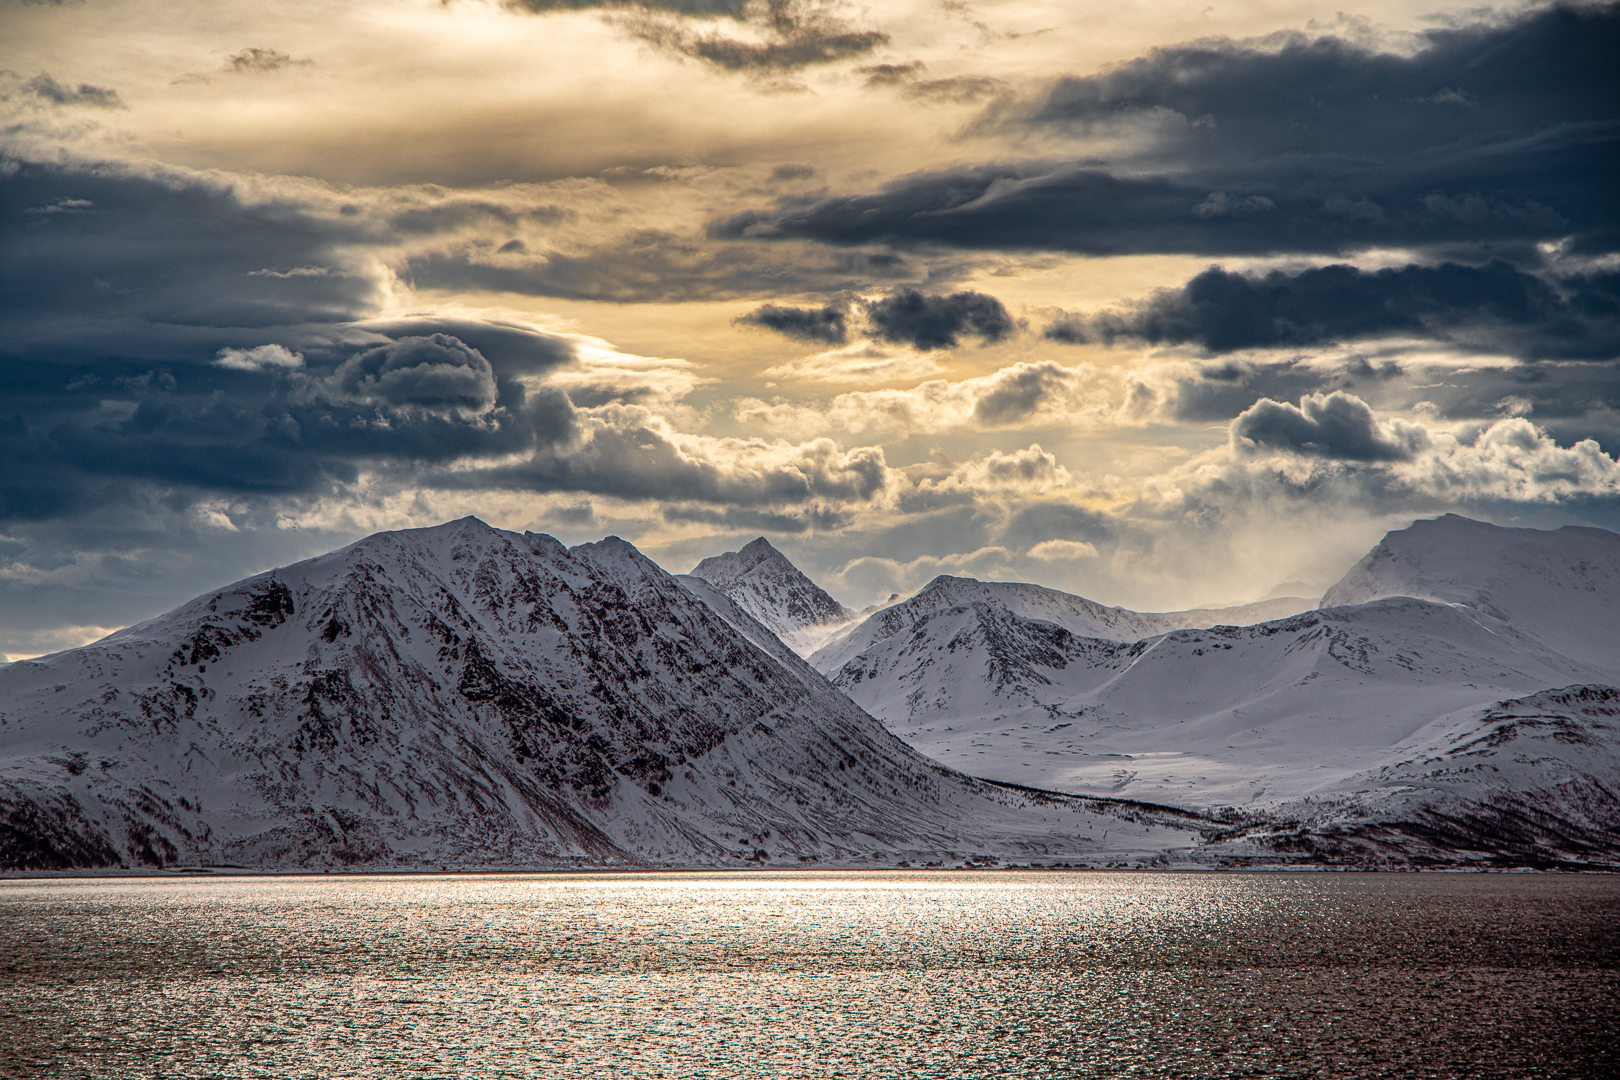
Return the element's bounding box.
[1,872,1614,1078]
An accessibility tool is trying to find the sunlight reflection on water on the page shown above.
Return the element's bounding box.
[1,871,1614,1078]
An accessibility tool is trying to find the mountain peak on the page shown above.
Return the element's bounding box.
[688,538,855,655]
[691,537,788,582]
[1320,514,1620,672]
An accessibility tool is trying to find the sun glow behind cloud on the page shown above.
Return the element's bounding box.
[1,0,1617,657]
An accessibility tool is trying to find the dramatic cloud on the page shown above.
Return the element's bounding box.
[1044,261,1620,359]
[1,160,380,345]
[738,288,1015,351]
[903,444,1074,510]
[0,329,577,524]
[1142,392,1620,520]
[4,0,1617,657]
[716,4,1620,257]
[1231,391,1422,462]
[735,301,848,343]
[317,334,499,419]
[864,288,1016,350]
[462,412,893,507]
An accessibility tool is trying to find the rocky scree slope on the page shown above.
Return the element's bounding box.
[0,519,1201,871]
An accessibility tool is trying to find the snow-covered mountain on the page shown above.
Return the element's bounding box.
[1321,513,1620,673]
[687,537,858,655]
[811,576,1314,677]
[1207,684,1620,869]
[807,517,1620,866]
[0,519,1205,872]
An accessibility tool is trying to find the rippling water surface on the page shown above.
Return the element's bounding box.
[1,871,1614,1078]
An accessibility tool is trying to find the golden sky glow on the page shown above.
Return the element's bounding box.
[2,0,1617,658]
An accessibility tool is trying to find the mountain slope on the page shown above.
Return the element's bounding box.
[1207,685,1620,869]
[811,576,1313,676]
[0,519,1202,871]
[1321,513,1620,673]
[808,520,1620,847]
[687,538,857,655]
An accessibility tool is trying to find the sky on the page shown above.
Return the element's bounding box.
[1,0,1617,660]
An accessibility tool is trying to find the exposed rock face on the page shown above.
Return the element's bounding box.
[687,538,857,655]
[0,519,1199,871]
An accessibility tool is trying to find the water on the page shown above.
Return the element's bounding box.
[0,871,1614,1079]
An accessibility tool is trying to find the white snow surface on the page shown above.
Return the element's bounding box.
[1321,513,1620,673]
[0,518,1208,872]
[812,577,1314,674]
[687,538,858,655]
[808,517,1620,845]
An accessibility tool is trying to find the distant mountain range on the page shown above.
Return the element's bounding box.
[3,514,1616,871]
[808,515,1620,868]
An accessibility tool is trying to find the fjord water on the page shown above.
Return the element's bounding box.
[1,873,1614,1079]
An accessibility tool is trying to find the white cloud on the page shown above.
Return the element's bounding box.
[214,344,305,371]
[1142,395,1620,513]
[1029,538,1098,560]
[906,444,1076,506]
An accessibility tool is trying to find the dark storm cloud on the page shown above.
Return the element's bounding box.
[1231,392,1417,461]
[454,428,889,507]
[1124,350,1620,453]
[735,302,849,343]
[360,317,576,375]
[0,160,584,522]
[865,288,1015,350]
[0,156,904,527]
[715,4,1619,257]
[1044,262,1620,359]
[0,333,579,523]
[1164,357,1399,425]
[1,160,374,344]
[23,73,123,108]
[320,335,499,418]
